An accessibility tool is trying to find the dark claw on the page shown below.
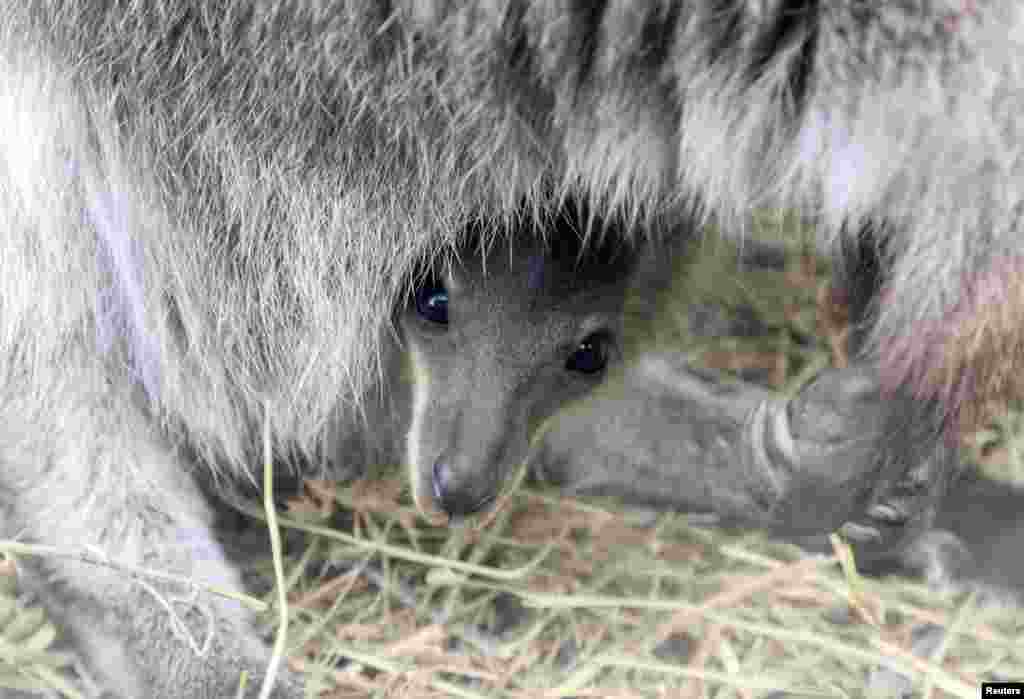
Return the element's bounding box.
[866,501,910,525]
[839,521,882,544]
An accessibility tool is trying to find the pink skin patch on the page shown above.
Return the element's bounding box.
[877,255,1024,440]
[943,0,979,34]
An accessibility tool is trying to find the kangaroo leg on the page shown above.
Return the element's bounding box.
[0,364,301,699]
[533,354,953,562]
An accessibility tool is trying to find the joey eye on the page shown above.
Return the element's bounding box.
[415,276,449,325]
[565,331,612,375]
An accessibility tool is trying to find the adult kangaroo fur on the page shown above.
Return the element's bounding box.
[1,2,1018,696]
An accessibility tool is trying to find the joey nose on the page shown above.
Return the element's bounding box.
[432,459,492,519]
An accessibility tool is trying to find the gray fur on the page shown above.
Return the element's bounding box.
[533,354,1024,602]
[902,471,1024,605]
[2,1,1021,695]
[1,202,662,695]
[532,354,923,539]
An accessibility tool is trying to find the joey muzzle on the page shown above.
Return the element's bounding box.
[432,452,500,519]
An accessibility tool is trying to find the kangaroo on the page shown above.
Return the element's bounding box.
[0,198,911,697]
[358,208,667,522]
[5,2,1017,695]
[0,202,664,697]
[370,221,885,533]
